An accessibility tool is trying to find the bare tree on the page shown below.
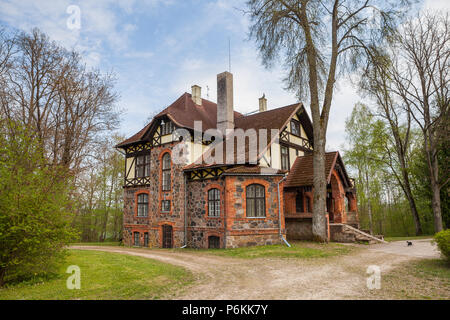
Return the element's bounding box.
[245,0,408,241]
[0,28,120,175]
[388,12,449,232]
[360,52,423,235]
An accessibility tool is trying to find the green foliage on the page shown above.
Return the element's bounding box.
[0,122,78,286]
[434,230,450,264]
[71,135,124,243]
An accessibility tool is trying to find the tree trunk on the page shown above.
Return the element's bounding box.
[364,163,373,234]
[431,159,443,232]
[312,134,328,242]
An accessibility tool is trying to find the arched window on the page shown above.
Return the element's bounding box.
[161,153,171,191]
[208,188,221,217]
[137,193,149,217]
[246,184,265,217]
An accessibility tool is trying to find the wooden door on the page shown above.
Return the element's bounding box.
[162,225,173,248]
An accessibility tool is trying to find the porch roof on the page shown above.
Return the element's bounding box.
[284,151,352,188]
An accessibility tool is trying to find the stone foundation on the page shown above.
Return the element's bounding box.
[225,233,281,248]
[285,219,313,240]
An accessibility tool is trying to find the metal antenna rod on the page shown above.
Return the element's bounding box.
[228,37,231,72]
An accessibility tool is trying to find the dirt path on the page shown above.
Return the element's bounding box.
[71,240,440,300]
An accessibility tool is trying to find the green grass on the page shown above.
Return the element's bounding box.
[0,250,193,300]
[70,241,123,246]
[384,235,433,242]
[181,241,354,259]
[411,259,450,280]
[380,258,450,300]
[71,241,122,246]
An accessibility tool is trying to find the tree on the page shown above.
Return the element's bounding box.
[245,0,409,240]
[0,28,119,175]
[378,12,449,232]
[0,121,77,286]
[359,51,423,235]
[344,103,385,234]
[71,135,124,242]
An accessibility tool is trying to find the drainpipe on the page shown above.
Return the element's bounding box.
[277,175,291,247]
[182,174,188,248]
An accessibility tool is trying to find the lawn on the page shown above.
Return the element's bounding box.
[0,250,193,300]
[71,241,122,246]
[374,258,450,300]
[384,235,434,242]
[182,241,355,259]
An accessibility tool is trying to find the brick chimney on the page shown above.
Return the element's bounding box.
[259,94,267,112]
[216,71,234,133]
[191,85,202,105]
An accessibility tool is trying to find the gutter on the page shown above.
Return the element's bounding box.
[277,174,291,247]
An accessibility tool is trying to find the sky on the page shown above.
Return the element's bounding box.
[0,0,448,151]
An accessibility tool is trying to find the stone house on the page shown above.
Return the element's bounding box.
[116,71,361,249]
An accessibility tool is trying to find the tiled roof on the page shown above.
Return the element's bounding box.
[285,152,343,188]
[223,165,286,175]
[116,93,243,148]
[116,92,310,150]
[183,103,301,170]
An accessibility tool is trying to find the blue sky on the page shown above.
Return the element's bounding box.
[0,0,448,151]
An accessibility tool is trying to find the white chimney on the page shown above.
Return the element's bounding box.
[216,71,234,133]
[259,94,267,112]
[191,85,202,105]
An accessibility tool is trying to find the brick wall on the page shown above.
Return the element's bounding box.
[123,141,185,248]
[223,175,285,248]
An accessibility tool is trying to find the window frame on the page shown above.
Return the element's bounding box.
[296,191,304,212]
[281,145,290,171]
[135,154,151,178]
[246,184,266,218]
[208,188,221,217]
[161,153,171,191]
[161,120,174,136]
[137,193,149,217]
[290,119,301,137]
[161,200,171,213]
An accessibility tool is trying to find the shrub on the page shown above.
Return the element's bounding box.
[433,229,450,264]
[0,122,78,286]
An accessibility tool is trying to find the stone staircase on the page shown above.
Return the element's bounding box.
[329,223,387,244]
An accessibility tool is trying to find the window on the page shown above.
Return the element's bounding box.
[281,146,290,170]
[162,153,171,191]
[144,232,149,247]
[137,193,148,217]
[161,120,174,136]
[208,189,221,217]
[306,196,311,213]
[296,191,304,212]
[133,232,140,246]
[208,236,220,249]
[246,184,265,217]
[161,200,171,212]
[291,120,300,136]
[135,154,151,178]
